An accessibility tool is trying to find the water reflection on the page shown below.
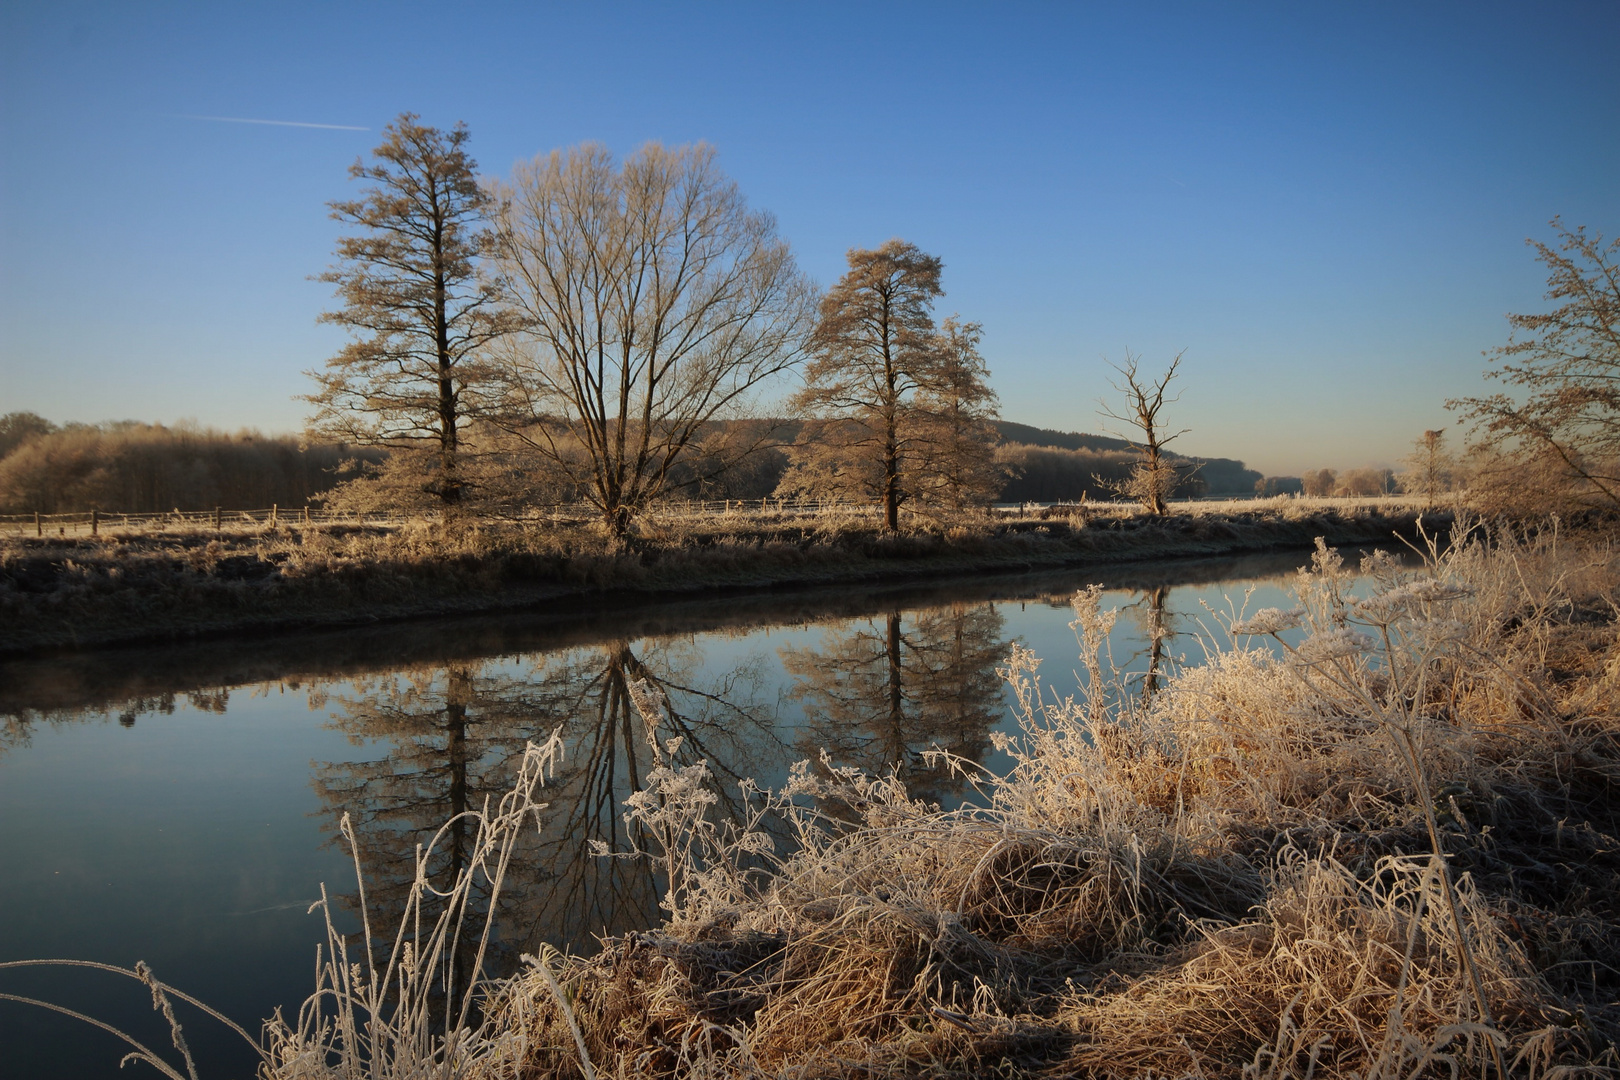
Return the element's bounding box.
[309,638,788,962]
[782,602,1008,806]
[310,661,547,989]
[1122,585,1172,703]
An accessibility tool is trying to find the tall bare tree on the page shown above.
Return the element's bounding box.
[775,240,946,530]
[1096,351,1190,515]
[1449,219,1620,512]
[306,115,517,512]
[486,143,816,537]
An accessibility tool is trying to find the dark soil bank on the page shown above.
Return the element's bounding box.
[0,506,1449,654]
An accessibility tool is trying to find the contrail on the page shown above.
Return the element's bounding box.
[179,114,369,131]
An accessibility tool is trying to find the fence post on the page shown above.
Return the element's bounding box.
[271,503,278,526]
[214,506,222,530]
[35,510,42,537]
[91,509,99,536]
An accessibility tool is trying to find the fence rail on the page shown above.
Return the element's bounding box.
[0,498,891,536]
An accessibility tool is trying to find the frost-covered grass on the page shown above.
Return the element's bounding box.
[207,516,1617,1079]
[15,516,1620,1077]
[470,519,1618,1079]
[1,502,1443,652]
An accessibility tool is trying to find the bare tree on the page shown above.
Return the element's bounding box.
[1398,429,1453,507]
[306,115,517,512]
[775,240,946,530]
[486,143,816,538]
[1096,351,1190,515]
[1449,219,1620,512]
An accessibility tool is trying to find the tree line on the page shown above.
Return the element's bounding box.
[13,118,1610,524]
[0,417,380,515]
[0,413,1262,515]
[307,115,1262,535]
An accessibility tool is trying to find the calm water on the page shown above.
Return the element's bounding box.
[0,549,1389,1078]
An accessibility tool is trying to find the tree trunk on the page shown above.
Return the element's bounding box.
[434,224,460,509]
[884,449,900,532]
[1145,444,1167,515]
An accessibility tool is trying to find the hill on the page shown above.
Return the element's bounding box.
[993,421,1133,454]
[993,421,1262,495]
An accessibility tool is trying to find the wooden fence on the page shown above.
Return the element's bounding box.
[0,498,890,537]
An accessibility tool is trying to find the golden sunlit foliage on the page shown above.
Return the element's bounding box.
[1451,219,1620,513]
[0,420,372,514]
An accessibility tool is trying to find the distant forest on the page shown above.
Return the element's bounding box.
[0,414,380,514]
[0,412,1264,514]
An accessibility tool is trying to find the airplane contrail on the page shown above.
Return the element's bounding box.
[179,114,369,131]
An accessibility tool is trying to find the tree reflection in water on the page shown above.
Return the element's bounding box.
[780,601,1008,807]
[1124,584,1174,704]
[308,636,787,970]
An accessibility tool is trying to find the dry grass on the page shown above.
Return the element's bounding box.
[469,516,1620,1079]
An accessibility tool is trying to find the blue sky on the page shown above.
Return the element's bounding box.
[1,2,1615,476]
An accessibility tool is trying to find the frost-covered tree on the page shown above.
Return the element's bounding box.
[777,241,999,526]
[307,114,517,511]
[487,143,814,537]
[1450,220,1619,512]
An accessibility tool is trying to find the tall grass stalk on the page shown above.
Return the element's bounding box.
[0,957,260,1079]
[1230,535,1510,1076]
[259,730,590,1080]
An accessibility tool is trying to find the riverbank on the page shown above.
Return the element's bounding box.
[250,518,1620,1079]
[0,500,1446,654]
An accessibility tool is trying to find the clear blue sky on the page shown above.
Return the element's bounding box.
[2,2,1615,476]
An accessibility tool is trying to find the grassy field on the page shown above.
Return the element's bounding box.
[183,514,1615,1079]
[1,497,1448,653]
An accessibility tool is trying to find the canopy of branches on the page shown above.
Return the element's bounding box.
[487,142,816,536]
[776,241,1002,527]
[1450,220,1620,513]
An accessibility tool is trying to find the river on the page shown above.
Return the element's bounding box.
[0,546,1392,1078]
